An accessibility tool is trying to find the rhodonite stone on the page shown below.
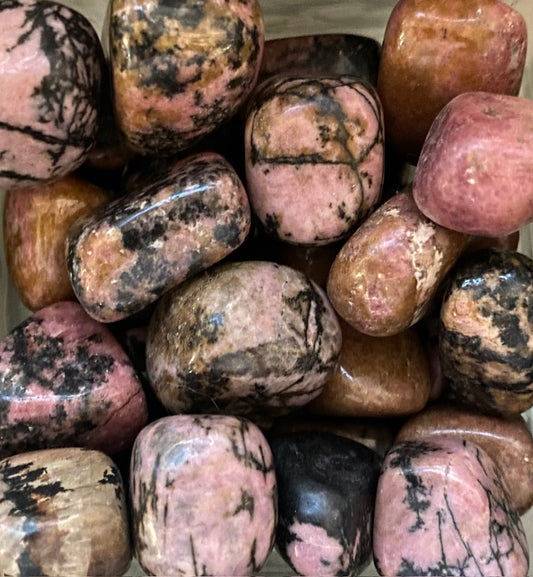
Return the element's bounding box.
[146,260,342,416]
[377,0,527,160]
[130,415,277,576]
[0,448,131,576]
[269,431,381,577]
[0,301,148,459]
[0,0,103,190]
[395,403,533,514]
[108,0,264,155]
[67,152,251,323]
[4,176,111,311]
[373,438,529,577]
[439,248,533,415]
[245,76,384,245]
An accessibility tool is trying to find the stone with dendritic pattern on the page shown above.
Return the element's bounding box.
[373,437,529,577]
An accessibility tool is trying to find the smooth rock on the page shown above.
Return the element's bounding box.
[373,437,529,577]
[0,301,148,458]
[377,0,527,160]
[67,152,251,323]
[4,176,111,311]
[146,260,342,416]
[269,431,381,577]
[130,414,277,576]
[0,0,103,190]
[395,403,533,514]
[0,448,130,576]
[109,0,264,155]
[439,248,533,415]
[245,76,384,245]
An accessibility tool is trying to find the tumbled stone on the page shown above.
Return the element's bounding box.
[130,414,277,576]
[245,76,384,245]
[373,438,529,577]
[396,403,533,514]
[109,0,264,155]
[0,448,131,576]
[439,248,533,415]
[146,260,342,416]
[0,0,103,190]
[269,431,381,577]
[67,152,251,323]
[377,0,527,160]
[0,301,148,458]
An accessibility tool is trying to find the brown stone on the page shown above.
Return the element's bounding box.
[396,403,533,514]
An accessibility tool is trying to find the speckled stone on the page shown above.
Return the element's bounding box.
[0,301,148,459]
[245,76,384,245]
[439,248,533,415]
[269,431,381,577]
[0,448,130,576]
[67,152,251,323]
[108,0,264,155]
[373,438,529,577]
[0,0,103,190]
[130,414,277,576]
[146,260,342,416]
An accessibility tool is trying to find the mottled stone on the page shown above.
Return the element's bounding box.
[146,260,342,416]
[67,152,251,323]
[396,404,533,514]
[327,192,469,336]
[269,431,380,577]
[373,438,529,577]
[109,0,264,155]
[439,248,533,415]
[4,176,111,311]
[309,320,430,417]
[0,0,103,190]
[0,301,148,459]
[377,0,527,160]
[130,414,277,576]
[245,76,384,245]
[0,448,130,576]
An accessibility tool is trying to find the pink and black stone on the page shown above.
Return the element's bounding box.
[269,431,381,577]
[0,0,103,190]
[439,248,533,415]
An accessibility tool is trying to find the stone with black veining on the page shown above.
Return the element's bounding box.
[0,301,148,459]
[67,151,251,323]
[439,248,533,415]
[373,437,529,577]
[245,75,384,245]
[0,0,103,190]
[109,0,264,155]
[146,260,342,416]
[130,414,277,576]
[269,431,381,577]
[0,447,131,576]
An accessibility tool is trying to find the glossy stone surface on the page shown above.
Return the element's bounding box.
[67,152,251,323]
[377,0,527,160]
[0,0,103,190]
[4,176,110,311]
[130,415,277,576]
[0,301,147,459]
[245,76,384,245]
[327,191,469,336]
[373,438,529,577]
[109,0,264,155]
[146,260,342,416]
[269,431,381,577]
[309,320,430,417]
[396,404,533,514]
[0,448,130,576]
[440,248,533,415]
